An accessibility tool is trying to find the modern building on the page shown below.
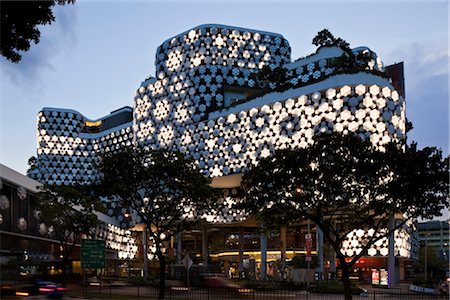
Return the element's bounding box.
[417,221,450,263]
[0,163,135,277]
[28,24,414,282]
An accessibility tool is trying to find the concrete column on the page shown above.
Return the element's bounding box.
[202,228,208,265]
[143,225,148,278]
[280,226,287,279]
[316,227,323,280]
[388,214,396,287]
[238,226,244,277]
[260,225,267,281]
[176,232,182,264]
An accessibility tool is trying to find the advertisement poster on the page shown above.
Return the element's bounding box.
[380,269,389,287]
[371,269,380,285]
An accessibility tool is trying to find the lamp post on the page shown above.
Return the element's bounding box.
[424,234,428,282]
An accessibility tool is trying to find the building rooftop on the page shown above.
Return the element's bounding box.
[417,220,450,231]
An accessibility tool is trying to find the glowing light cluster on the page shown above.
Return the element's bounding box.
[92,223,137,259]
[342,227,414,258]
[33,25,404,186]
[200,189,247,223]
[138,83,405,177]
[135,24,291,126]
[32,109,133,185]
[31,25,407,246]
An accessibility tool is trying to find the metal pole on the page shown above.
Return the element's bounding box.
[307,220,310,289]
[260,224,267,281]
[424,236,428,282]
[202,228,208,265]
[316,227,323,281]
[387,214,395,288]
[187,267,190,289]
[280,226,287,279]
[238,226,244,278]
[176,232,182,264]
[143,225,148,279]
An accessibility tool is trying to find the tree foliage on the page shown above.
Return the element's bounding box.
[27,156,38,176]
[98,146,219,299]
[240,133,448,299]
[1,0,74,63]
[414,246,447,286]
[312,29,350,51]
[255,65,288,88]
[33,184,99,276]
[312,29,373,73]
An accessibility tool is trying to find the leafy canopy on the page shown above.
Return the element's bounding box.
[33,184,99,263]
[312,29,350,51]
[98,146,219,241]
[1,0,74,63]
[98,146,219,299]
[312,29,373,73]
[240,133,448,298]
[241,133,448,246]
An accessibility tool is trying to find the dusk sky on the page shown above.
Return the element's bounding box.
[1,1,448,177]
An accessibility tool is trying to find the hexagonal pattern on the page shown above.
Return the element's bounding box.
[30,25,408,257]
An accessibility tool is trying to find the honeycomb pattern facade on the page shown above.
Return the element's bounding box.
[33,108,133,185]
[33,24,404,185]
[342,226,416,259]
[31,24,410,258]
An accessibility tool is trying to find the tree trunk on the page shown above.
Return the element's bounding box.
[158,251,166,299]
[341,263,353,300]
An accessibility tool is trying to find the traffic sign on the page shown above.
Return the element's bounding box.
[81,239,105,269]
[182,255,193,270]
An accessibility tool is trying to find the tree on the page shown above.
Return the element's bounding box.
[33,184,99,279]
[312,29,350,52]
[1,0,74,63]
[98,146,219,299]
[312,29,373,73]
[414,246,447,287]
[26,156,37,176]
[240,133,448,300]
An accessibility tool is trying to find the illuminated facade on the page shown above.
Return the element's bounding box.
[30,24,413,280]
[0,163,135,274]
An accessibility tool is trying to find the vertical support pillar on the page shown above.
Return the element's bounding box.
[238,226,244,278]
[143,225,148,278]
[388,214,396,288]
[316,227,323,280]
[176,232,182,264]
[202,228,208,265]
[260,225,267,281]
[280,226,287,279]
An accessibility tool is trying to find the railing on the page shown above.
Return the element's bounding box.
[68,285,448,300]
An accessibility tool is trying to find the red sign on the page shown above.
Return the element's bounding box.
[305,233,312,262]
[371,269,380,285]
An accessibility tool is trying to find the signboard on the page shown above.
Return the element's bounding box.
[182,255,193,270]
[81,239,105,269]
[305,233,313,262]
[380,269,388,287]
[182,255,193,289]
[371,269,380,285]
[371,268,388,287]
